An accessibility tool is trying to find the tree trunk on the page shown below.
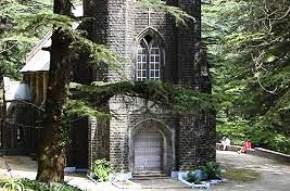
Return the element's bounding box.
[36,0,72,183]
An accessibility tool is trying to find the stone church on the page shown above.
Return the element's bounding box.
[0,0,215,177]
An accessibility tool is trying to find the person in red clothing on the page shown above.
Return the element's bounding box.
[238,140,252,154]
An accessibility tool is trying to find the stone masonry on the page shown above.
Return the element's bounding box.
[85,0,216,175]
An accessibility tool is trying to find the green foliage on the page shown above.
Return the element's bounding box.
[0,178,25,191]
[218,118,290,154]
[20,13,74,31]
[217,118,248,144]
[186,172,203,184]
[72,80,214,114]
[137,0,195,26]
[65,99,110,119]
[204,0,290,153]
[61,80,214,145]
[65,81,212,145]
[92,159,112,182]
[246,125,290,154]
[62,80,214,145]
[201,162,222,180]
[187,162,221,183]
[70,35,124,77]
[0,0,52,79]
[0,178,81,191]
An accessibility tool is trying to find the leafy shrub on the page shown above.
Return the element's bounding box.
[200,162,221,180]
[267,133,290,154]
[0,179,81,191]
[186,170,207,184]
[186,162,222,183]
[0,179,25,191]
[92,159,112,182]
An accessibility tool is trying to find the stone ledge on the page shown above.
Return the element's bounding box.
[216,143,290,163]
[254,147,290,163]
[216,143,241,152]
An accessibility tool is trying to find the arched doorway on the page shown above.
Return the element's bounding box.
[133,127,164,175]
[129,119,175,176]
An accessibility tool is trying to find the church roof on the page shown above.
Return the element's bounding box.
[21,37,51,73]
[20,3,83,74]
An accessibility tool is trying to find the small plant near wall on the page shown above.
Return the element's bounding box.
[0,179,25,191]
[201,162,222,180]
[187,170,207,184]
[92,159,113,182]
[186,162,222,183]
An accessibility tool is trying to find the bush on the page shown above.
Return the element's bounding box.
[0,178,81,191]
[92,159,112,182]
[200,162,222,180]
[0,179,25,191]
[186,170,207,184]
[186,162,221,183]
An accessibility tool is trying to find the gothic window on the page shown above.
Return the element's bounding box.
[136,35,162,81]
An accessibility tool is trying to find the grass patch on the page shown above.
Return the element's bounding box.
[222,167,260,182]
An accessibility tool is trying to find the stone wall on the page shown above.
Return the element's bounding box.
[177,112,216,170]
[109,98,129,171]
[108,96,177,173]
[85,0,216,174]
[175,0,216,170]
[88,116,110,169]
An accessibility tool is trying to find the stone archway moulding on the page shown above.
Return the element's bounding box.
[128,118,175,174]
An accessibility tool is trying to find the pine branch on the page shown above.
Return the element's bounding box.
[137,0,195,26]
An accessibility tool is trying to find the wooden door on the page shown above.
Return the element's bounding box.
[72,118,88,169]
[134,128,163,174]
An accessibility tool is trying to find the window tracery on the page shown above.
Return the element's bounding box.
[136,35,162,81]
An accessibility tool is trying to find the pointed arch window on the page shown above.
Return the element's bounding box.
[137,35,162,81]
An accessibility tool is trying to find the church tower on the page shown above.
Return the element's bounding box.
[84,0,216,176]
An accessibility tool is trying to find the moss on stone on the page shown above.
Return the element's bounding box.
[222,167,260,182]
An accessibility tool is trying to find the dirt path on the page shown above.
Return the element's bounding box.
[0,151,290,191]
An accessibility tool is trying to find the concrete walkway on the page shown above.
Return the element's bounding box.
[0,155,118,191]
[214,151,290,191]
[1,151,290,191]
